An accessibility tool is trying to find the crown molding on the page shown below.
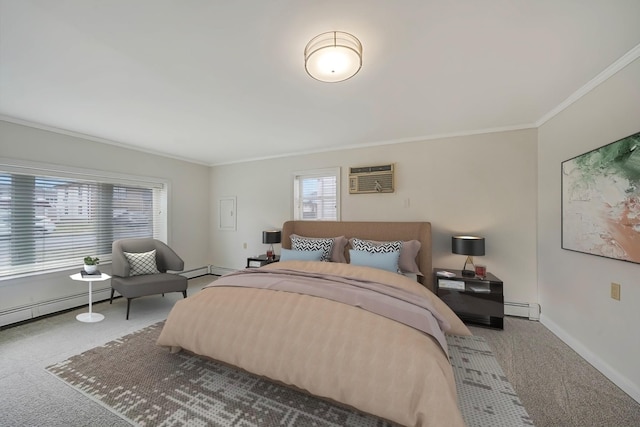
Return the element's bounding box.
[211,123,537,166]
[0,115,210,167]
[536,42,640,127]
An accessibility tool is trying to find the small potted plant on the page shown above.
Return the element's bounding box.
[83,256,100,274]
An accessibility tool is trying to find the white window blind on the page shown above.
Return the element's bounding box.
[293,168,340,221]
[0,164,167,279]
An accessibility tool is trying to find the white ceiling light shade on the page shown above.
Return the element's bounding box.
[304,31,362,83]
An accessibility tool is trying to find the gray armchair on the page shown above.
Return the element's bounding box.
[110,238,188,319]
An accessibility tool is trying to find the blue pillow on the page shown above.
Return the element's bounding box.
[280,248,324,262]
[349,249,400,273]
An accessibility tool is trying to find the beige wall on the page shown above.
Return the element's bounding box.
[538,58,640,401]
[210,129,538,305]
[0,120,210,318]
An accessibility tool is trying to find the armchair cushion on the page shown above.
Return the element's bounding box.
[111,273,187,299]
[124,249,161,276]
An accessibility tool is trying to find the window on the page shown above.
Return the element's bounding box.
[293,168,340,221]
[0,160,167,279]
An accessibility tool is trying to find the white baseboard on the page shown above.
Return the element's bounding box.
[0,307,33,327]
[0,267,210,328]
[181,266,210,279]
[0,287,112,327]
[504,301,540,320]
[540,314,640,404]
[37,288,112,317]
[209,265,237,276]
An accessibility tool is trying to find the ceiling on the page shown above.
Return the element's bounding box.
[1,1,640,166]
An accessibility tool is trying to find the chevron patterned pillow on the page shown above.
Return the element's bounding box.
[350,238,403,255]
[123,249,160,276]
[290,234,334,261]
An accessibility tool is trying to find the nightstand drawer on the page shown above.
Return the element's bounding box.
[246,255,280,268]
[438,289,504,317]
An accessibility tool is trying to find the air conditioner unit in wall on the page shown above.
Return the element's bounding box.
[349,164,394,194]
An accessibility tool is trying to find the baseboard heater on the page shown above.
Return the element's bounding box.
[0,266,213,328]
[504,301,540,320]
[183,266,211,279]
[208,265,236,276]
[0,287,114,328]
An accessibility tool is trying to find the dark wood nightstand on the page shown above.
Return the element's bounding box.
[433,268,504,329]
[246,254,280,268]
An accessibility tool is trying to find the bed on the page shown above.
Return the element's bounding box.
[157,221,471,426]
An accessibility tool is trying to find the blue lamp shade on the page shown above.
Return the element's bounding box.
[452,235,485,276]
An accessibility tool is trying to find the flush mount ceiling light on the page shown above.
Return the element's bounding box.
[304,31,362,83]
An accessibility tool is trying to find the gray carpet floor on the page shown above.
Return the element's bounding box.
[1,275,638,426]
[469,318,640,427]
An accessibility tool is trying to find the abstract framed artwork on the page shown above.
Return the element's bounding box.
[562,131,640,264]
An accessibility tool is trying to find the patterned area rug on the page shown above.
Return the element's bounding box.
[448,335,534,426]
[46,322,533,427]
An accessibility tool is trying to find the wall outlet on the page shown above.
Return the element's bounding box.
[610,282,621,301]
[243,242,247,249]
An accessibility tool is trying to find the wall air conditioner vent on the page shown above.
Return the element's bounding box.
[349,164,394,194]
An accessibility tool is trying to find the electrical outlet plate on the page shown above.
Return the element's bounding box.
[611,282,621,301]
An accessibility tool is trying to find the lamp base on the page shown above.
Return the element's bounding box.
[266,244,274,259]
[461,269,476,277]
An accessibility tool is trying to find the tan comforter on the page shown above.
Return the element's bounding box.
[157,261,471,427]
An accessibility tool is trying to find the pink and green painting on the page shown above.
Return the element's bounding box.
[562,131,640,264]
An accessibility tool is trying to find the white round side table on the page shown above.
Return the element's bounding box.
[70,272,111,323]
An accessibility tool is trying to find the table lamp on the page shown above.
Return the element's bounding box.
[452,235,485,277]
[262,230,281,259]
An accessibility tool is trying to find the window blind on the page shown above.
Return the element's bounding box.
[0,167,167,279]
[293,168,340,221]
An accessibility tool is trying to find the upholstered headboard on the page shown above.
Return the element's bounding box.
[281,220,433,291]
